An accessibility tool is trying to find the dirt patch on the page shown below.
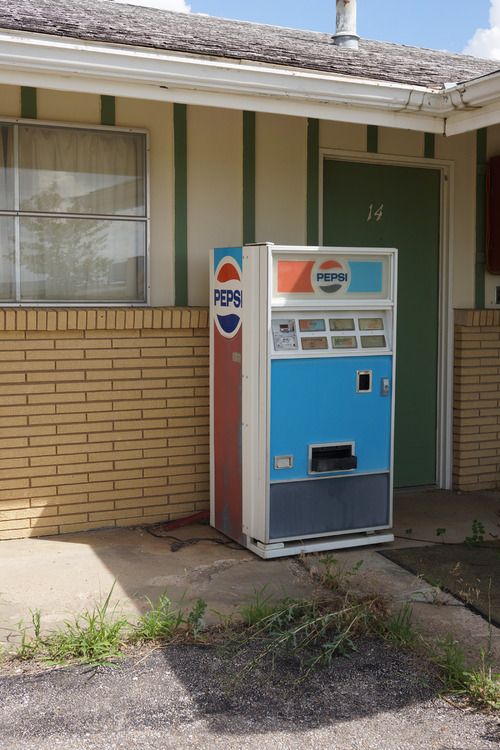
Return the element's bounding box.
[380,543,500,627]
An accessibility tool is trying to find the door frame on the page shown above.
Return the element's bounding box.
[319,148,454,489]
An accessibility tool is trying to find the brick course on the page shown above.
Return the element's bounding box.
[0,307,209,539]
[454,309,500,491]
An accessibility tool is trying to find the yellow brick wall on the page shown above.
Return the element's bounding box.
[0,308,209,540]
[454,309,500,491]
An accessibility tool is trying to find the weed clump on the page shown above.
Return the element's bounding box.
[238,587,284,626]
[379,604,419,649]
[15,588,128,666]
[224,557,382,682]
[133,594,184,643]
[431,637,500,712]
[231,596,378,680]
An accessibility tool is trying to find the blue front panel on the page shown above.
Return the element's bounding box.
[270,356,392,482]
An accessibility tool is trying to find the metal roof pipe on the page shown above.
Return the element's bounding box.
[333,0,360,49]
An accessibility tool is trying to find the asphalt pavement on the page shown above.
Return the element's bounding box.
[0,639,498,750]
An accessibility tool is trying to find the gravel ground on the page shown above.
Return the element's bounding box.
[0,639,498,750]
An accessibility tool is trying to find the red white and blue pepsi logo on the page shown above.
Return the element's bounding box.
[213,256,243,338]
[313,259,349,294]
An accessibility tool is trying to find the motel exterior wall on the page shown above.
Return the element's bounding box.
[0,82,499,537]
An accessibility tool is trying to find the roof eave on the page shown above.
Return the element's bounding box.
[4,28,500,136]
[0,29,450,133]
[444,69,500,135]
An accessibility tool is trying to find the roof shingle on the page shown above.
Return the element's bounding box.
[1,0,499,89]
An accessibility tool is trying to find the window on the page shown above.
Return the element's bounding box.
[0,122,147,303]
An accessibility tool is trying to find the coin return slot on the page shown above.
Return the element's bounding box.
[310,444,357,473]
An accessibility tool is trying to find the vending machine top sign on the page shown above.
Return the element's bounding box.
[272,248,393,305]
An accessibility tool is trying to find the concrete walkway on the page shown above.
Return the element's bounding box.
[0,489,499,666]
[0,523,313,643]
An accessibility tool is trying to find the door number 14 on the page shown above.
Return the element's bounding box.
[367,203,384,222]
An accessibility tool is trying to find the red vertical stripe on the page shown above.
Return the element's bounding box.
[213,324,243,542]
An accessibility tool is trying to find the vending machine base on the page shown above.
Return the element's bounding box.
[247,531,395,560]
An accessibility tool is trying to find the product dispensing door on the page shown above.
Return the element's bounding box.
[210,244,397,558]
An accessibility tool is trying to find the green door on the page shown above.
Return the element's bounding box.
[323,160,440,487]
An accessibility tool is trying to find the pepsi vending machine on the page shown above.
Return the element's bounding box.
[210,244,397,558]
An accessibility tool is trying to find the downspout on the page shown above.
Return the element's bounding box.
[332,0,360,50]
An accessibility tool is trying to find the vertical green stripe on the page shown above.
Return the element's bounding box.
[424,133,435,159]
[21,87,37,119]
[367,125,378,154]
[475,128,487,309]
[243,111,256,245]
[174,103,188,307]
[100,96,115,126]
[307,118,319,246]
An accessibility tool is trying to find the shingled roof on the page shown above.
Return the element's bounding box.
[1,0,499,90]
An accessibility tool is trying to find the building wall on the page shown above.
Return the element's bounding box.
[255,113,307,246]
[436,131,477,310]
[0,308,209,540]
[187,106,243,306]
[0,82,496,534]
[454,310,500,491]
[0,85,481,311]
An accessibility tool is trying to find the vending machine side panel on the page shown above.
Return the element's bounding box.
[210,247,244,543]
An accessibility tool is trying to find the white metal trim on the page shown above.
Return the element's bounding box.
[247,532,394,559]
[267,520,392,544]
[319,149,453,490]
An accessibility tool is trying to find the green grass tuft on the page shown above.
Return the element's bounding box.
[42,587,128,665]
[381,604,419,649]
[238,587,283,626]
[133,594,184,642]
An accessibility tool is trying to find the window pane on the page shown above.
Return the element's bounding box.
[19,217,146,302]
[0,125,14,210]
[19,127,146,216]
[0,217,15,299]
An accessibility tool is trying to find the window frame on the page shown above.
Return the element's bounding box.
[0,116,150,306]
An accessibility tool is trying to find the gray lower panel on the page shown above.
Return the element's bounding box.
[269,474,390,540]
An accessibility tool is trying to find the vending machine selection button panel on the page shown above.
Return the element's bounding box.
[272,319,298,351]
[330,318,355,331]
[299,319,326,332]
[332,336,357,349]
[359,317,384,331]
[301,336,328,350]
[271,312,391,354]
[361,335,386,349]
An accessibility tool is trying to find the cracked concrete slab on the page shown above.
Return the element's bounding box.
[0,489,499,669]
[0,524,312,643]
